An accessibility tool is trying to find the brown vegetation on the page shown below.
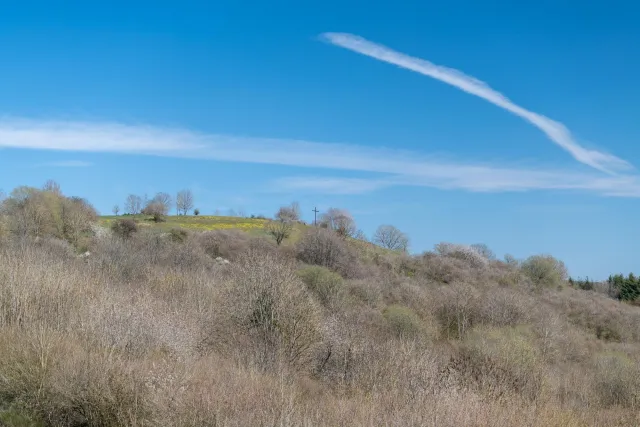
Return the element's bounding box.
[0,183,639,426]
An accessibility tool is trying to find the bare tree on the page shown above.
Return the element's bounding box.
[142,201,167,222]
[291,201,301,220]
[2,186,97,243]
[265,219,294,246]
[61,196,98,245]
[276,202,301,222]
[320,208,356,238]
[373,224,409,252]
[176,189,194,215]
[42,179,61,195]
[112,205,120,216]
[124,194,143,215]
[354,229,369,242]
[151,192,173,215]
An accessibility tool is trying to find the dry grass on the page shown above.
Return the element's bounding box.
[1,227,640,426]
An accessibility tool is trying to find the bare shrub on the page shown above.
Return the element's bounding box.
[345,279,383,308]
[592,352,640,408]
[479,287,531,327]
[194,229,251,260]
[110,218,138,240]
[417,252,475,284]
[432,284,482,339]
[168,227,188,243]
[296,228,358,278]
[456,325,544,400]
[434,242,488,268]
[87,235,145,282]
[0,243,87,329]
[142,201,167,222]
[205,251,323,372]
[542,289,640,343]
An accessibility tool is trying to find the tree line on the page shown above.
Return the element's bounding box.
[113,189,197,221]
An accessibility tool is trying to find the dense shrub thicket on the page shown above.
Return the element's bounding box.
[1,182,639,426]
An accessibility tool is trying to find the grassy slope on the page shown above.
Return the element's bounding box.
[100,215,393,257]
[100,215,270,233]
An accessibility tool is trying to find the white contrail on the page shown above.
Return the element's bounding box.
[320,32,631,174]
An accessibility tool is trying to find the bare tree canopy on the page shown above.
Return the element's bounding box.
[470,243,496,260]
[42,179,61,194]
[1,183,97,243]
[142,202,167,222]
[176,189,195,215]
[265,219,294,246]
[373,224,409,252]
[112,205,120,216]
[151,192,172,215]
[354,229,369,242]
[276,202,301,222]
[434,242,488,268]
[124,194,143,215]
[140,192,172,222]
[320,208,356,238]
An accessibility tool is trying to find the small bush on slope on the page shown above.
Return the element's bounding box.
[455,325,544,400]
[297,265,344,307]
[110,218,137,240]
[383,305,422,339]
[520,254,568,288]
[296,227,365,279]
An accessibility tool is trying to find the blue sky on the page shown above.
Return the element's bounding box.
[1,1,639,279]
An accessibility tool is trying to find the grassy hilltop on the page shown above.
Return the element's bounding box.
[100,214,272,233]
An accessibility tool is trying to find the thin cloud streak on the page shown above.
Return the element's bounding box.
[320,32,631,174]
[0,117,539,178]
[40,160,93,168]
[271,173,640,197]
[2,117,640,197]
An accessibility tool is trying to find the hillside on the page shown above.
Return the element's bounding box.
[1,187,640,426]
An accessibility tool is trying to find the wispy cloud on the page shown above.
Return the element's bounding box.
[270,172,640,197]
[319,32,631,174]
[40,160,93,168]
[1,117,640,197]
[269,177,391,194]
